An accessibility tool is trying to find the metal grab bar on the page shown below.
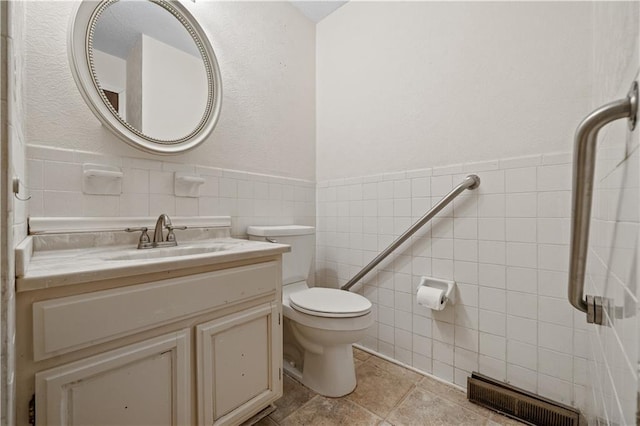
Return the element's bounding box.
[341,174,481,291]
[568,81,638,325]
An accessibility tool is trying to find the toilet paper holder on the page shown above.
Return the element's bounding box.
[418,276,456,304]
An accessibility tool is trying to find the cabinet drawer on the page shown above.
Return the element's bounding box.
[33,261,279,361]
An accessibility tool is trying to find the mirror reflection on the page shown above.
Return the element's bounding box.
[91,0,209,141]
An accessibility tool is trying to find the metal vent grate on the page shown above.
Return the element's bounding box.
[467,373,581,426]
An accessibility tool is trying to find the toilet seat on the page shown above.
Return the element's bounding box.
[289,288,372,318]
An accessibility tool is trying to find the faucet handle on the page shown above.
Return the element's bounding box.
[125,227,153,249]
[165,225,187,243]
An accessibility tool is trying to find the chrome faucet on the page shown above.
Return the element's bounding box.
[152,214,186,247]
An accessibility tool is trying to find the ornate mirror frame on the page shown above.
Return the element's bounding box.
[68,0,222,154]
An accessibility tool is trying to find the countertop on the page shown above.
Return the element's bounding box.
[16,236,290,292]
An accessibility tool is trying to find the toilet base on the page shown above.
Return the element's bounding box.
[299,344,357,397]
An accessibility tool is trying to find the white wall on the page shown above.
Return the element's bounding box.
[25,1,316,181]
[586,2,639,424]
[140,34,207,140]
[126,35,143,131]
[3,1,28,424]
[314,0,616,417]
[93,49,127,119]
[316,2,592,181]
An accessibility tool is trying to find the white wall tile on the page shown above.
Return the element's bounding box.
[431,175,453,196]
[83,195,119,216]
[43,191,83,216]
[454,261,478,284]
[505,167,537,193]
[537,164,571,191]
[538,270,567,298]
[507,291,537,319]
[480,332,506,360]
[478,194,505,218]
[538,244,569,272]
[313,147,634,416]
[539,321,572,355]
[479,355,506,381]
[454,239,478,262]
[122,168,150,194]
[537,191,571,218]
[506,242,537,268]
[411,177,430,198]
[479,264,506,289]
[507,340,537,370]
[537,218,570,245]
[479,287,506,313]
[27,159,43,190]
[538,348,573,382]
[538,296,573,326]
[43,161,81,192]
[479,309,506,337]
[507,315,537,345]
[433,360,454,382]
[433,320,455,344]
[507,364,537,394]
[478,240,506,265]
[505,192,537,218]
[477,170,505,194]
[506,218,537,243]
[455,326,479,352]
[478,218,505,241]
[506,267,537,293]
[149,171,174,195]
[454,347,478,372]
[538,374,573,405]
[454,217,477,239]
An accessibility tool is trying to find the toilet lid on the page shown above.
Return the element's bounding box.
[289,288,372,318]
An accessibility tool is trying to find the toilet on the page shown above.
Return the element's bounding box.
[247,225,373,397]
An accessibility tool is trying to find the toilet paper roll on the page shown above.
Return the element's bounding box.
[417,286,447,310]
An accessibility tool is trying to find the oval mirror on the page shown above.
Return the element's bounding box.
[69,0,222,154]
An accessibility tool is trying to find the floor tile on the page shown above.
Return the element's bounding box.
[346,361,419,418]
[253,415,279,426]
[487,412,527,425]
[354,346,372,362]
[269,374,317,423]
[365,355,422,382]
[386,386,488,425]
[279,395,382,426]
[417,376,494,418]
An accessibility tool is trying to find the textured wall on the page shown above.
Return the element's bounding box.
[585,2,640,424]
[3,1,28,424]
[24,1,316,180]
[316,2,592,181]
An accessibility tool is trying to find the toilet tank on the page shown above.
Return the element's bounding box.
[247,225,315,285]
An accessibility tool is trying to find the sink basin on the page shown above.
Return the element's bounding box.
[104,243,238,261]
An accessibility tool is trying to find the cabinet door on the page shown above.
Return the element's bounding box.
[197,302,282,425]
[35,329,191,426]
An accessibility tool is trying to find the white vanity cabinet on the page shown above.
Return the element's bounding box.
[17,257,284,426]
[35,330,192,426]
[197,302,281,425]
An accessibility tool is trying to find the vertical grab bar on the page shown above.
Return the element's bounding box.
[568,81,638,325]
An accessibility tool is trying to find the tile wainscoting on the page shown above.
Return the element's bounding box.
[26,144,316,238]
[315,152,589,410]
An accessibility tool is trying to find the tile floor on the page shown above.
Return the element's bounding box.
[256,347,524,425]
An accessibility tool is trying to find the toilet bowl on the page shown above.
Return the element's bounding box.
[247,225,373,397]
[283,282,373,396]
